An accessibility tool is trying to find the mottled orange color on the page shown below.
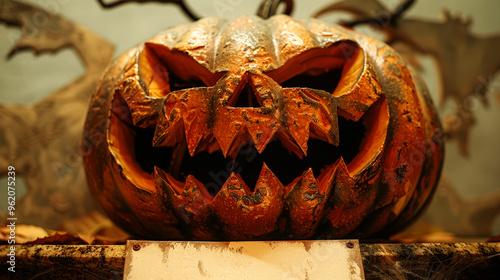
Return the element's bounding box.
[83,15,444,239]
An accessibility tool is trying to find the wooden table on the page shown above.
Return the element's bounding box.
[1,243,499,279]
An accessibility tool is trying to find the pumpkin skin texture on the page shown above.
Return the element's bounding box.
[83,15,444,240]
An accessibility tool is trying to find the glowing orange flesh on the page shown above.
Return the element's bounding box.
[83,15,444,240]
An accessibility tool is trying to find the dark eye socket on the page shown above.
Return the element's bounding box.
[167,71,207,92]
[279,67,343,93]
[266,41,361,94]
[138,42,224,97]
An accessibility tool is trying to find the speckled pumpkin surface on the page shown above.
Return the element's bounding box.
[83,15,444,240]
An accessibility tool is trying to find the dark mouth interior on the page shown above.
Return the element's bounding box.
[134,114,365,195]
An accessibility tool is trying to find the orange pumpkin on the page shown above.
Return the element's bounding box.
[83,15,444,240]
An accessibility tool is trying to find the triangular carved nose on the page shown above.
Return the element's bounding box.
[228,76,262,108]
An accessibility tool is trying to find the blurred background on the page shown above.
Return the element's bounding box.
[1,0,499,240]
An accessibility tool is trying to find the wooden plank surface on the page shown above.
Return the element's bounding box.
[1,243,499,279]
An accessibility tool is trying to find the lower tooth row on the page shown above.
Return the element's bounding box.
[153,158,368,239]
[154,159,344,200]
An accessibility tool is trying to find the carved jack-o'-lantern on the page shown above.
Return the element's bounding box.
[83,15,444,240]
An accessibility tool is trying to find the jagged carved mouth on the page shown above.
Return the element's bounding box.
[110,96,387,197]
[131,112,364,193]
[108,42,389,197]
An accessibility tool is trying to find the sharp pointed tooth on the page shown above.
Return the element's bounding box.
[210,173,250,235]
[119,76,162,128]
[154,166,183,196]
[178,89,214,156]
[195,134,220,155]
[323,157,379,237]
[153,108,185,147]
[306,108,339,147]
[254,163,285,198]
[334,157,349,179]
[227,127,252,161]
[284,168,332,239]
[284,120,310,157]
[317,162,337,194]
[278,88,312,156]
[282,88,340,151]
[322,158,358,237]
[155,168,215,239]
[325,111,339,147]
[310,122,338,146]
[210,167,285,239]
[275,131,305,159]
[177,175,217,239]
[154,89,210,154]
[182,175,210,203]
[212,108,245,158]
[243,111,279,154]
[183,114,207,157]
[212,173,250,206]
[155,168,209,209]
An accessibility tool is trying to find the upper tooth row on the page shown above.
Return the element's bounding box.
[152,88,338,158]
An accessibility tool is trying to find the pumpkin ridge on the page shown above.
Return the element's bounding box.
[83,14,444,240]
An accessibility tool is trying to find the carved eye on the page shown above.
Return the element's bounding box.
[84,16,443,241]
[260,42,377,180]
[267,41,362,95]
[138,42,223,97]
[279,66,342,93]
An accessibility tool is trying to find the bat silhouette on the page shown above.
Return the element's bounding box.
[0,0,113,229]
[314,0,500,156]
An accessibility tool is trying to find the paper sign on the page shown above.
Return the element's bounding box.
[124,240,365,280]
